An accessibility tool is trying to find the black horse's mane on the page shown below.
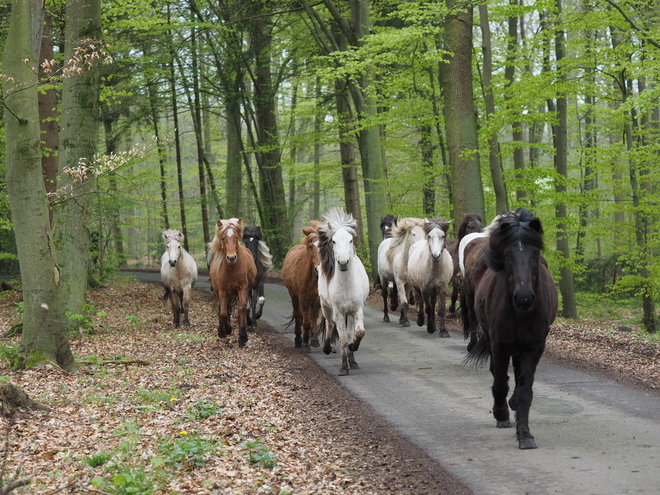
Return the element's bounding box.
[486,208,544,272]
[457,213,483,240]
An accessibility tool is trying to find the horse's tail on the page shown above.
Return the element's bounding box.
[258,240,273,270]
[463,336,490,367]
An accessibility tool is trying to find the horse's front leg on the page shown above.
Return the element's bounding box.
[390,281,399,312]
[395,277,410,327]
[348,309,365,354]
[308,303,321,348]
[321,304,334,355]
[181,286,192,326]
[415,288,426,328]
[380,276,390,322]
[512,351,543,450]
[490,348,512,429]
[254,282,266,320]
[217,292,231,338]
[436,287,450,338]
[335,315,351,376]
[171,289,182,328]
[237,288,249,347]
[424,290,436,334]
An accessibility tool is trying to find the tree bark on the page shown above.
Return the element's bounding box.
[3,0,75,371]
[440,1,485,224]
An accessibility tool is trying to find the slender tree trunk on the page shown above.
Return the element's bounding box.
[420,125,435,216]
[38,12,59,225]
[167,5,188,250]
[3,0,75,371]
[147,79,169,229]
[441,1,485,224]
[549,0,577,318]
[478,4,508,214]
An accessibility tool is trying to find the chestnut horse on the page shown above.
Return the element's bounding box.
[282,221,322,349]
[466,208,558,450]
[208,218,257,347]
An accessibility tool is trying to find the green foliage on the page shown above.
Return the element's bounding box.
[0,345,19,367]
[183,400,224,421]
[86,451,113,468]
[91,464,155,495]
[65,303,108,335]
[154,433,218,470]
[239,439,278,470]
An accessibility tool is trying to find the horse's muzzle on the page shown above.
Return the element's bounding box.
[169,259,177,267]
[226,255,237,264]
[338,261,349,271]
[513,290,536,312]
[431,252,442,262]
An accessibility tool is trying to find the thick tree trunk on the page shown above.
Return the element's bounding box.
[52,0,101,328]
[3,0,75,371]
[441,2,485,224]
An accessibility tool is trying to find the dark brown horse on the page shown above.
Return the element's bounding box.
[208,218,257,347]
[281,221,322,349]
[465,208,558,450]
[447,213,483,313]
[243,226,273,328]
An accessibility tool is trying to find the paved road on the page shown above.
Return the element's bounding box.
[132,272,660,494]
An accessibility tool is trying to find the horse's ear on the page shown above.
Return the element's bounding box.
[237,218,243,226]
[216,219,222,227]
[529,218,543,233]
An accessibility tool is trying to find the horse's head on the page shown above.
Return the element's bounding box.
[380,214,397,239]
[425,218,451,262]
[319,209,357,278]
[216,218,243,265]
[487,208,544,312]
[163,229,184,267]
[458,213,484,240]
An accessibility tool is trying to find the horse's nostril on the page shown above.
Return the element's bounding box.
[170,260,177,267]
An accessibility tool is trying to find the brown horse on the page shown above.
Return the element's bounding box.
[281,221,322,349]
[208,218,257,347]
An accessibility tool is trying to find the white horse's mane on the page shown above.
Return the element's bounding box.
[320,208,357,239]
[258,240,273,270]
[163,229,184,244]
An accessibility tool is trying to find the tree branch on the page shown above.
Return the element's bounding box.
[604,0,660,49]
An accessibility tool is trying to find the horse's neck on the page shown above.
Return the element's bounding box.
[459,232,488,274]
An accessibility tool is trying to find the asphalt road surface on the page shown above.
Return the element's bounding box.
[134,272,660,494]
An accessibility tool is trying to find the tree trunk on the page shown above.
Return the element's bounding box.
[478,4,508,214]
[38,12,59,225]
[440,1,485,224]
[3,0,75,371]
[549,0,577,318]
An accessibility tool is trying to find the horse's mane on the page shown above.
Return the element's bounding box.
[301,220,321,245]
[163,229,184,244]
[318,208,357,281]
[457,213,483,240]
[425,217,450,236]
[388,217,424,261]
[486,208,544,272]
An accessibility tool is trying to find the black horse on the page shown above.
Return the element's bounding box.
[465,208,557,450]
[242,226,273,328]
[380,214,398,239]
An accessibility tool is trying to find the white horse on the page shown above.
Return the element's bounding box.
[377,237,398,323]
[408,218,453,337]
[388,217,426,327]
[318,208,370,376]
[160,229,198,327]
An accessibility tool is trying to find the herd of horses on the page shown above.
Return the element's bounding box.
[159,207,558,450]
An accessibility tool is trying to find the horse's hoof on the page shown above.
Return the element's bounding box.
[349,361,359,370]
[238,337,248,347]
[508,395,518,411]
[338,368,349,376]
[439,329,451,338]
[417,316,425,327]
[383,315,390,323]
[294,337,302,348]
[323,343,332,355]
[401,321,410,328]
[310,338,320,348]
[217,329,226,339]
[519,437,537,450]
[496,420,513,428]
[183,320,191,327]
[427,325,436,334]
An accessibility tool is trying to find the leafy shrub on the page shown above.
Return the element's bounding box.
[154,433,217,470]
[239,439,278,469]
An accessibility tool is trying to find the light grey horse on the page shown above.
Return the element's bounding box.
[160,229,198,327]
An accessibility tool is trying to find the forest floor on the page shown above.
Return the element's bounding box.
[0,276,658,494]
